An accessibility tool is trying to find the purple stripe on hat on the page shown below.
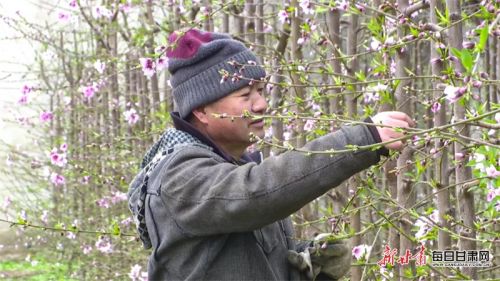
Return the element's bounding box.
[167,29,212,59]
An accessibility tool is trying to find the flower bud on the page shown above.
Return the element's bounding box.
[487,3,495,13]
[472,80,482,88]
[462,41,475,49]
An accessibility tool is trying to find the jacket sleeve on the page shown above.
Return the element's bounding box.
[155,124,382,236]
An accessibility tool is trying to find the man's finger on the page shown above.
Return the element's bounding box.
[386,140,404,151]
[383,118,411,130]
[386,111,416,127]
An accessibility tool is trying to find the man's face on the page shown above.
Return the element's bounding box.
[202,82,267,152]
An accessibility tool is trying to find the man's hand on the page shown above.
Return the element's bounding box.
[372,111,415,151]
[288,240,351,281]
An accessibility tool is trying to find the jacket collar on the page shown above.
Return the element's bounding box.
[170,112,262,164]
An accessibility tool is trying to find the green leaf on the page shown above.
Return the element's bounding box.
[435,8,449,26]
[476,25,489,53]
[460,49,473,73]
[451,47,461,59]
[355,71,366,82]
[111,220,121,236]
[409,27,420,37]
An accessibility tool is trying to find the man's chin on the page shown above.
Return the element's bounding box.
[248,128,266,142]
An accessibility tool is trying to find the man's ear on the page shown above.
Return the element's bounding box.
[191,106,210,125]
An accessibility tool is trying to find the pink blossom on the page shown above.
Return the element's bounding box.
[462,41,475,49]
[50,150,67,167]
[40,210,48,224]
[199,6,209,15]
[472,80,482,88]
[299,0,314,15]
[487,190,496,202]
[370,38,381,51]
[297,37,306,45]
[20,210,27,221]
[60,143,68,152]
[81,175,90,184]
[455,152,465,161]
[156,57,169,71]
[414,210,438,241]
[352,244,371,260]
[431,57,442,64]
[80,83,98,99]
[364,92,379,104]
[124,108,140,125]
[311,103,322,117]
[94,6,113,19]
[385,37,395,46]
[486,165,500,178]
[338,0,349,11]
[263,24,273,33]
[17,94,29,105]
[40,111,54,122]
[110,191,127,204]
[69,0,77,8]
[121,217,133,226]
[303,119,316,132]
[2,197,12,210]
[50,173,65,186]
[129,264,143,280]
[139,58,156,78]
[94,60,106,74]
[97,198,111,208]
[431,102,441,113]
[66,232,76,239]
[58,11,71,23]
[355,3,365,12]
[155,45,167,55]
[390,60,396,74]
[444,85,462,103]
[412,135,421,146]
[278,10,289,24]
[21,84,33,94]
[81,244,92,255]
[95,237,113,253]
[120,4,132,13]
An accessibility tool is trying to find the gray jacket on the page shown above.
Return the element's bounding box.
[128,113,385,280]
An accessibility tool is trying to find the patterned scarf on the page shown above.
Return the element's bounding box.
[130,129,212,249]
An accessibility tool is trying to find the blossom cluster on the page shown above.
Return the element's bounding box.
[414,210,439,241]
[96,191,128,209]
[49,143,68,186]
[139,45,169,79]
[352,244,372,260]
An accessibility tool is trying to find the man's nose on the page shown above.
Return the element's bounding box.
[252,92,267,113]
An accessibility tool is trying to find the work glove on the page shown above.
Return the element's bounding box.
[287,239,351,281]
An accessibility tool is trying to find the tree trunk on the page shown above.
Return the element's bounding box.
[445,0,476,278]
[430,1,451,279]
[346,11,361,281]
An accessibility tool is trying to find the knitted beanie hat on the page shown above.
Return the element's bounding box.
[167,29,266,119]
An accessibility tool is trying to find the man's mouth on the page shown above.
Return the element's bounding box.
[249,118,264,126]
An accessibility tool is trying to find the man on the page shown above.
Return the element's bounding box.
[128,29,414,280]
